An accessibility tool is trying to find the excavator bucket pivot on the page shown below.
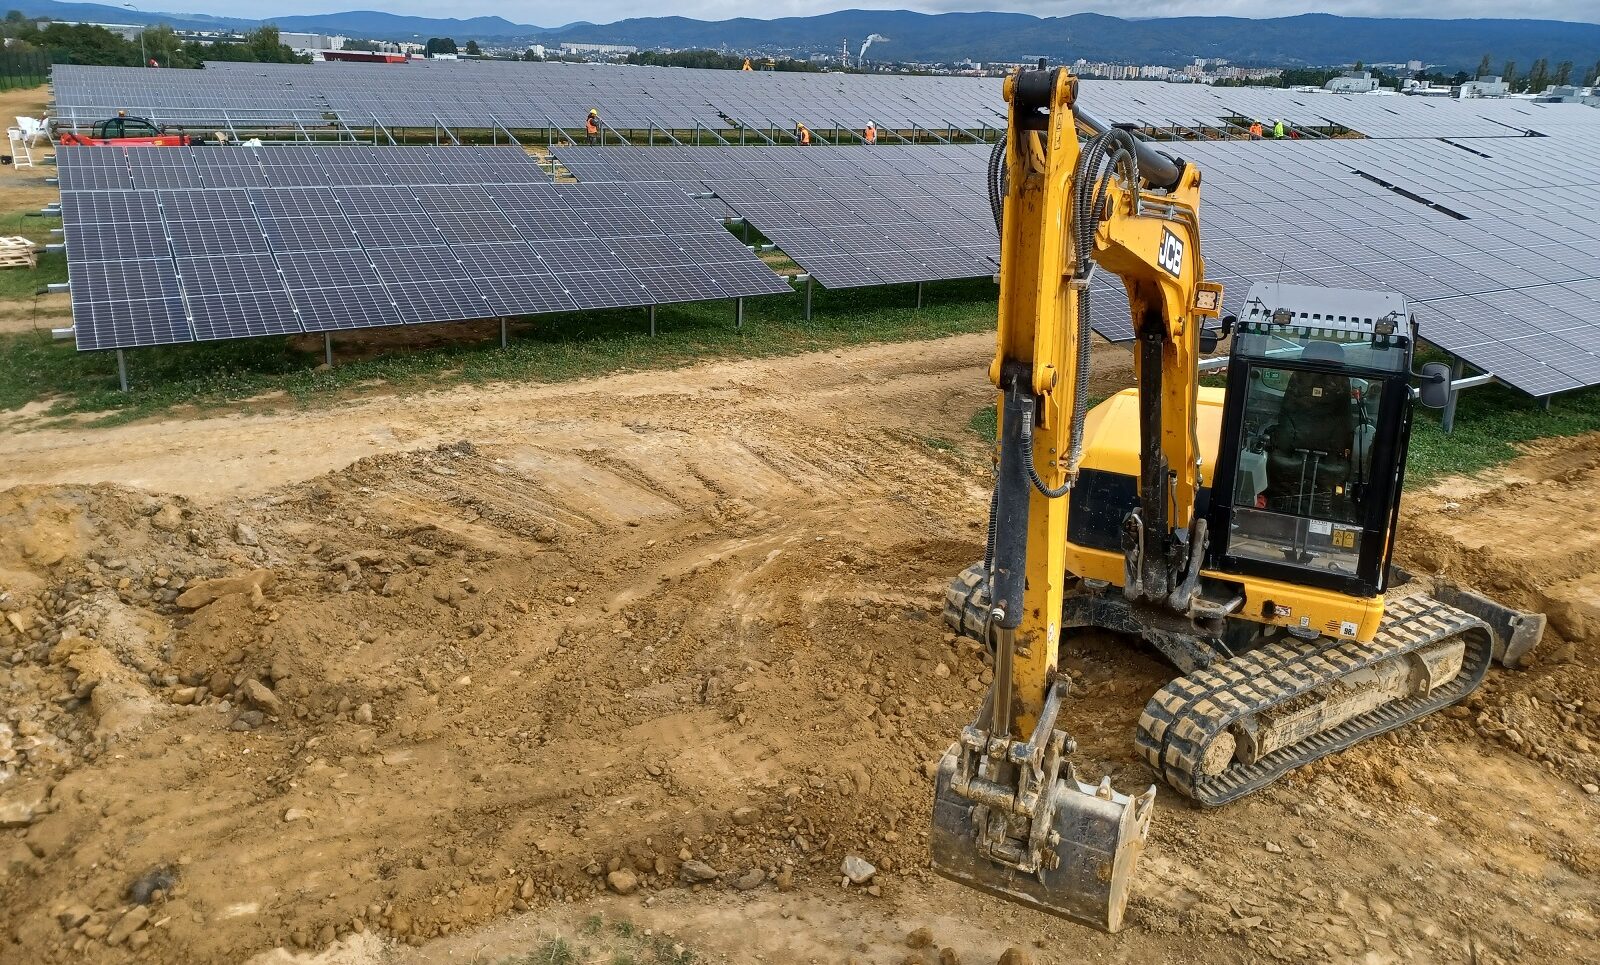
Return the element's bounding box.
[930,744,1155,932]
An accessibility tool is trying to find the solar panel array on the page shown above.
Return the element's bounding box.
[1129,134,1600,395]
[554,145,998,288]
[53,61,1006,133]
[52,61,1598,140]
[58,145,789,352]
[556,127,1600,397]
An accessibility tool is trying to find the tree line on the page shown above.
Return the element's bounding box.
[1468,53,1600,92]
[1,12,310,68]
[625,49,824,72]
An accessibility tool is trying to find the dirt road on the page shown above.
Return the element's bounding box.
[1,334,1595,964]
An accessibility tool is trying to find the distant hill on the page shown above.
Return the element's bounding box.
[14,3,1600,70]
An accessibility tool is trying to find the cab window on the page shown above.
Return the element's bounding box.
[1227,343,1383,578]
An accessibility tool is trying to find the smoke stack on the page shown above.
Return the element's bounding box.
[858,34,888,64]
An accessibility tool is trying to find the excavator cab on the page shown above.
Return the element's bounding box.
[1209,283,1414,598]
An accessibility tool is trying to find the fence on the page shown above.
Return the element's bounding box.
[0,50,50,91]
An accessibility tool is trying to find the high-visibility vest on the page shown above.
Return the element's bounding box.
[586,116,599,134]
[1249,123,1263,137]
[1273,121,1286,138]
[865,125,876,143]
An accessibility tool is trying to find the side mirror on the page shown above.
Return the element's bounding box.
[1199,314,1236,355]
[1418,361,1451,409]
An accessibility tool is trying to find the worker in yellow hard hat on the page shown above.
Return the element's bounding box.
[585,109,600,145]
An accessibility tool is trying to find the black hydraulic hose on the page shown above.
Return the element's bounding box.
[983,479,1001,575]
[987,131,1007,234]
[1018,397,1073,499]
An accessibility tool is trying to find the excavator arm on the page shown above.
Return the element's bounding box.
[929,65,1221,932]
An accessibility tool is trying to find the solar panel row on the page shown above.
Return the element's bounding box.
[555,131,1600,397]
[554,144,999,289]
[59,145,790,352]
[51,61,1598,141]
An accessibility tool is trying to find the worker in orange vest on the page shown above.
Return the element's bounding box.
[797,123,811,146]
[585,109,601,145]
[1248,120,1263,140]
[864,121,877,144]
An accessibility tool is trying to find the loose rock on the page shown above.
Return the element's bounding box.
[106,906,151,946]
[176,570,276,609]
[0,796,40,828]
[841,855,876,885]
[997,949,1033,965]
[606,869,639,895]
[732,868,765,891]
[906,926,935,948]
[240,679,283,715]
[680,859,720,883]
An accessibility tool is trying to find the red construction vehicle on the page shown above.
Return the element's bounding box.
[56,112,192,147]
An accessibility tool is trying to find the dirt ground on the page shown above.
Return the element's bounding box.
[0,332,1596,965]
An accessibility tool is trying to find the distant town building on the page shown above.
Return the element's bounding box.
[559,42,638,56]
[1406,60,1423,72]
[1458,75,1510,98]
[1401,79,1452,97]
[1539,84,1600,106]
[279,32,345,55]
[321,50,407,64]
[1324,71,1379,93]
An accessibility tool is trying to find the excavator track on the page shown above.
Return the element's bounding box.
[1136,593,1494,806]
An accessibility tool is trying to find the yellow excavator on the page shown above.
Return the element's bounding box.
[929,65,1544,931]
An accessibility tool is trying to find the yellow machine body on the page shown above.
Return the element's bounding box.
[1065,387,1386,643]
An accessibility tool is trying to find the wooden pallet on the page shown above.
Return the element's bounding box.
[0,236,38,269]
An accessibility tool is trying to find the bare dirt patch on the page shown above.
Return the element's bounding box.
[0,335,1595,964]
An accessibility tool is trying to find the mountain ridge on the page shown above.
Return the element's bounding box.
[13,3,1600,70]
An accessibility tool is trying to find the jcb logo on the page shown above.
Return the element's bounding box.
[1157,228,1184,277]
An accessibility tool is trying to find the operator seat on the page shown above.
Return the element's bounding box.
[1266,341,1354,515]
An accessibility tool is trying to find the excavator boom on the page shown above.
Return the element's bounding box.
[929,65,1219,931]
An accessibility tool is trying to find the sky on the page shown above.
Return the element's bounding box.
[117,1,1600,25]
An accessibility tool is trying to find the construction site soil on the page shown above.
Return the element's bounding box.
[1,333,1596,964]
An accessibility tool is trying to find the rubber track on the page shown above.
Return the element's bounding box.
[1135,593,1494,806]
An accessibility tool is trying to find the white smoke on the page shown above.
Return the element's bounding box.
[858,34,888,63]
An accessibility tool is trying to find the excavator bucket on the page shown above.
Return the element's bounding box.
[929,744,1156,932]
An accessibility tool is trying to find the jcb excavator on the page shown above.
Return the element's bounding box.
[929,65,1544,932]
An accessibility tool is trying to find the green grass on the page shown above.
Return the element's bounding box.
[0,278,996,429]
[964,378,1600,485]
[0,250,65,300]
[495,917,695,965]
[1406,380,1600,482]
[499,939,578,965]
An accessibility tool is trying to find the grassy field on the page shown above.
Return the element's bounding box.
[0,278,997,427]
[964,378,1600,485]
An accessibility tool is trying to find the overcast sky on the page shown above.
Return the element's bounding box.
[159,1,1600,26]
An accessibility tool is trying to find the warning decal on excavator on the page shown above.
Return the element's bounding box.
[1157,227,1184,277]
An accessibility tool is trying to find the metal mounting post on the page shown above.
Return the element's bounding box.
[916,282,924,310]
[324,333,333,368]
[500,317,508,349]
[735,298,744,330]
[1540,396,1552,412]
[1441,357,1464,434]
[116,350,128,393]
[649,304,657,337]
[804,276,813,321]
